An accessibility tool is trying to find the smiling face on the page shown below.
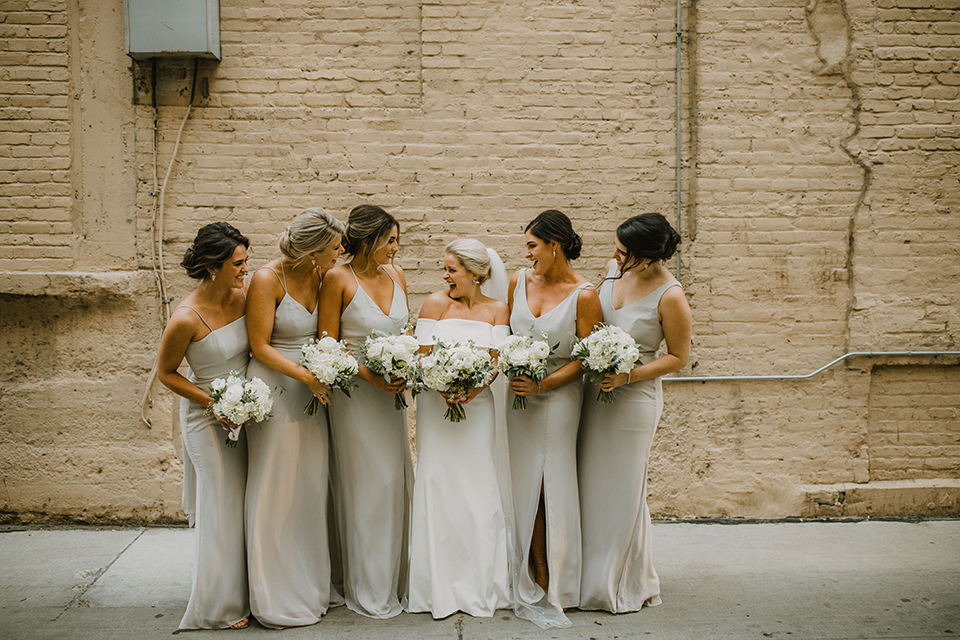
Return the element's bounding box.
[313,233,344,274]
[442,253,476,299]
[215,244,249,288]
[373,225,400,264]
[524,231,556,275]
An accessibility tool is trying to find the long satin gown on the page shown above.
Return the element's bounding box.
[578,263,679,612]
[507,269,592,623]
[178,309,250,630]
[407,318,512,618]
[244,265,335,628]
[327,266,411,618]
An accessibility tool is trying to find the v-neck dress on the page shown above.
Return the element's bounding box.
[577,262,679,612]
[507,269,592,626]
[244,266,335,628]
[178,311,250,630]
[406,318,512,618]
[327,266,411,619]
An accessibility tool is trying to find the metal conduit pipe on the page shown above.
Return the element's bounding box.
[662,351,960,383]
[675,0,682,280]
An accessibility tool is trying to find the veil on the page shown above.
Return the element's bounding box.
[481,247,508,303]
[484,246,571,629]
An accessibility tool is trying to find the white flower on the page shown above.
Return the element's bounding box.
[211,378,226,391]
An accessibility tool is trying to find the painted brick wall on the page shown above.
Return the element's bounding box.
[1,0,957,522]
[0,0,73,271]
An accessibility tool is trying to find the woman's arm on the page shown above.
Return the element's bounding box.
[601,285,692,390]
[157,309,210,408]
[247,268,330,402]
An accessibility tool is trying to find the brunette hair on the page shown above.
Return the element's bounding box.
[343,204,399,265]
[180,222,249,280]
[278,207,345,265]
[525,209,583,260]
[615,212,681,275]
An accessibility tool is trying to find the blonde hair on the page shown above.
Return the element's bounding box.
[278,208,345,265]
[445,239,492,285]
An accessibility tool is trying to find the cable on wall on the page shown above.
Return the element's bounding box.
[139,58,199,427]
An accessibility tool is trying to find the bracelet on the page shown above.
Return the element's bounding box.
[627,371,632,384]
[535,380,541,395]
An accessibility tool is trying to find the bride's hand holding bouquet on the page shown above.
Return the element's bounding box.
[417,340,495,422]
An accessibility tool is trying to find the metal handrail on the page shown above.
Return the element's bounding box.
[663,351,960,383]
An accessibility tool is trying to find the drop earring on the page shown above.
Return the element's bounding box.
[311,256,316,266]
[211,273,217,282]
[552,249,556,259]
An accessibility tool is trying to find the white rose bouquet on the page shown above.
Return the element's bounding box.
[496,333,556,410]
[300,334,359,415]
[206,372,276,448]
[418,340,495,422]
[570,324,642,405]
[362,327,420,410]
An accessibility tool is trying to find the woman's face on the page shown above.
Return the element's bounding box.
[215,244,249,288]
[442,253,475,299]
[313,233,344,274]
[373,225,400,264]
[524,231,555,275]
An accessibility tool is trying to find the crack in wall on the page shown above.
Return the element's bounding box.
[805,0,873,353]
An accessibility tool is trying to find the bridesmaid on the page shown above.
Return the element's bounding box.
[578,213,691,612]
[507,210,602,626]
[318,204,411,619]
[244,208,346,628]
[406,239,512,619]
[157,222,251,630]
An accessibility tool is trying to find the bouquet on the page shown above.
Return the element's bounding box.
[496,333,556,410]
[362,327,420,410]
[418,340,495,422]
[300,334,359,415]
[206,372,275,447]
[570,324,642,405]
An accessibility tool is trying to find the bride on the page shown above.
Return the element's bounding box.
[406,239,512,618]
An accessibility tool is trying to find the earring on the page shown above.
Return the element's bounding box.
[473,279,479,284]
[211,273,217,282]
[311,256,316,266]
[552,249,556,259]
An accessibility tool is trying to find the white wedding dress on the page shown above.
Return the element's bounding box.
[406,318,512,618]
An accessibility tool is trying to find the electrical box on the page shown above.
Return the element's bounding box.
[124,0,221,60]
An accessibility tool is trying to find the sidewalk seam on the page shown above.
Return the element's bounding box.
[51,527,146,621]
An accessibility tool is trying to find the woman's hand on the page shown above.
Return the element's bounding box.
[599,371,630,393]
[440,385,483,405]
[214,414,242,432]
[509,374,542,397]
[370,373,407,395]
[303,373,332,405]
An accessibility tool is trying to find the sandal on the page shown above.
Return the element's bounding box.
[229,618,250,630]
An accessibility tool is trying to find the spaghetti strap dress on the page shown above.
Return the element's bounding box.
[406,318,512,618]
[507,269,592,625]
[577,262,679,612]
[178,308,250,630]
[327,266,411,619]
[244,265,335,628]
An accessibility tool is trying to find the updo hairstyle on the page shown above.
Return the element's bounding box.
[616,212,681,274]
[180,222,250,280]
[445,239,492,285]
[525,209,583,260]
[343,204,400,264]
[278,207,346,265]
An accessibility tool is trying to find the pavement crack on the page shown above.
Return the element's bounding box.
[51,527,146,621]
[455,613,465,640]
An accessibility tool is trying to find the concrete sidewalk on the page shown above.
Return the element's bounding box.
[1,521,958,640]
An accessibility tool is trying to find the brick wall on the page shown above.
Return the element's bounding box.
[0,0,73,271]
[0,0,957,522]
[869,365,960,481]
